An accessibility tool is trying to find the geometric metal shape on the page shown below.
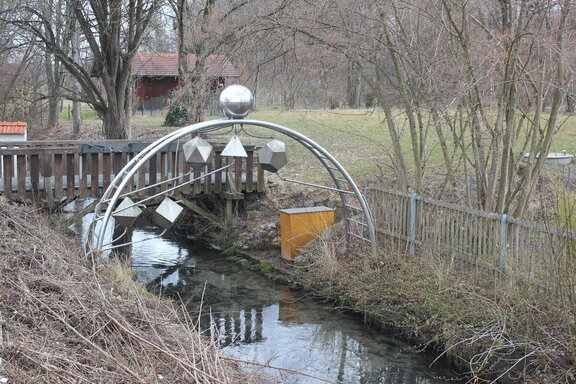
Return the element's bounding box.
[258,139,288,173]
[112,197,142,228]
[221,135,247,157]
[219,84,255,119]
[182,136,213,169]
[152,197,184,229]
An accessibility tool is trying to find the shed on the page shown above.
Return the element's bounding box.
[132,53,239,108]
[0,121,26,182]
[0,121,27,142]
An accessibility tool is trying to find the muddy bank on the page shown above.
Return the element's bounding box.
[0,199,260,384]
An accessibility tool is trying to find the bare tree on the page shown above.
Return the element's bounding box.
[269,0,573,216]
[12,0,160,139]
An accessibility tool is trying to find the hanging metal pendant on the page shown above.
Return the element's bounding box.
[258,139,288,173]
[152,197,184,229]
[221,135,247,157]
[183,136,214,169]
[112,197,142,228]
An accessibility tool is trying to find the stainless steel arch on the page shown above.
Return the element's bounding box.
[88,119,377,257]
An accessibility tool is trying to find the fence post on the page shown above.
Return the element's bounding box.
[499,213,507,281]
[409,193,418,256]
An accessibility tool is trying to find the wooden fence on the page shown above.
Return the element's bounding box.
[0,140,265,206]
[367,183,576,300]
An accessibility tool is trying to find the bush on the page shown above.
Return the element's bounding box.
[164,103,189,126]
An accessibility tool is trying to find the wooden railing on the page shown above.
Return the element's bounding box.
[0,140,265,205]
[367,183,576,302]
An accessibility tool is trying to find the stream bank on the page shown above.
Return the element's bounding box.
[192,185,574,384]
[0,199,258,384]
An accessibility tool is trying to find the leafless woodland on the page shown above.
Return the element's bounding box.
[0,0,574,215]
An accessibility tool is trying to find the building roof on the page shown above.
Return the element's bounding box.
[0,121,27,135]
[132,53,238,78]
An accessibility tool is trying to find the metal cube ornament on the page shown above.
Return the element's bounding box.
[112,197,143,228]
[258,140,288,173]
[182,137,213,169]
[152,198,184,229]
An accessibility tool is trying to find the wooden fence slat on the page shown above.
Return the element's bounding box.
[113,152,123,178]
[137,160,146,196]
[17,154,26,201]
[257,162,265,193]
[160,152,167,192]
[79,153,88,198]
[235,156,242,192]
[194,167,201,195]
[148,153,157,195]
[66,153,75,197]
[169,152,177,190]
[90,153,100,197]
[102,153,111,193]
[204,163,212,194]
[30,154,40,201]
[126,153,135,193]
[44,151,54,208]
[54,153,63,199]
[214,152,222,193]
[246,151,254,192]
[182,162,191,194]
[2,154,12,200]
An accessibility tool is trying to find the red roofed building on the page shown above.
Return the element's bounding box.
[133,53,239,109]
[0,121,27,142]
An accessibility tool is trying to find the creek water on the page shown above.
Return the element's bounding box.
[116,226,459,384]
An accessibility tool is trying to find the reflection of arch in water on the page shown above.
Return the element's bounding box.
[207,307,264,346]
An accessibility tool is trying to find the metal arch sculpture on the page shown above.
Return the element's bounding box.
[87,119,377,257]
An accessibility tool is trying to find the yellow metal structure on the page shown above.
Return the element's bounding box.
[280,206,335,260]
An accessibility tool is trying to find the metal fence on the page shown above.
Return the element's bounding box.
[367,183,576,300]
[136,93,224,117]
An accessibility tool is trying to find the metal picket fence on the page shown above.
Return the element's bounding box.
[367,183,576,299]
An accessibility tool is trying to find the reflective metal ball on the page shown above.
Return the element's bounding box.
[219,84,254,119]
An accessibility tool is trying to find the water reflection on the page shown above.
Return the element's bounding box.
[123,228,456,384]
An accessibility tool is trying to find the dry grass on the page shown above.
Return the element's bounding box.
[0,198,261,383]
[297,229,576,383]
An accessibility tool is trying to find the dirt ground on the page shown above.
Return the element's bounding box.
[28,120,168,141]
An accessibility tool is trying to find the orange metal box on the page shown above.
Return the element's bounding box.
[279,206,335,261]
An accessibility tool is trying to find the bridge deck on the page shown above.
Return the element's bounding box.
[0,140,265,204]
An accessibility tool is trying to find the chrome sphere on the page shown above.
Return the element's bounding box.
[219,84,254,119]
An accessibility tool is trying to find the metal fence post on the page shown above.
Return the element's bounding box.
[409,193,418,256]
[499,213,507,281]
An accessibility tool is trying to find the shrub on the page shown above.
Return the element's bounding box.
[164,103,189,126]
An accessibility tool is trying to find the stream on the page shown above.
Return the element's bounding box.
[121,226,459,384]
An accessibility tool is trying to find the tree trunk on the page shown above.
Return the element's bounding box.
[47,96,60,129]
[346,61,362,108]
[71,16,81,134]
[72,101,81,134]
[103,105,128,140]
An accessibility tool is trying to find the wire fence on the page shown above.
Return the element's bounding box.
[367,183,576,302]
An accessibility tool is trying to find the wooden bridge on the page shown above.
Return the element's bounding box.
[0,140,264,207]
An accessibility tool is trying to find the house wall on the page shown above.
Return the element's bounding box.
[135,76,227,103]
[0,133,26,142]
[135,77,180,102]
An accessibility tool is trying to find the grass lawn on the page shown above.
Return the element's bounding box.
[132,109,576,185]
